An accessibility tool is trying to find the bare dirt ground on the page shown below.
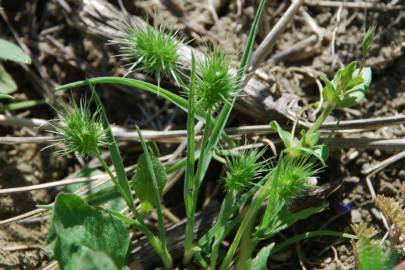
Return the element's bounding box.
[0,0,404,269]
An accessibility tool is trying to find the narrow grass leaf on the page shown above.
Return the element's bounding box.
[135,126,168,244]
[271,230,356,254]
[92,89,136,213]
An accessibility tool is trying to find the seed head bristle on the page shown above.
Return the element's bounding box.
[271,157,319,202]
[117,23,182,79]
[195,52,239,110]
[224,148,267,193]
[54,98,105,158]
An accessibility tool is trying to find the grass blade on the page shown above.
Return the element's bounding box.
[135,126,168,246]
[271,230,356,254]
[57,77,193,118]
[91,89,136,213]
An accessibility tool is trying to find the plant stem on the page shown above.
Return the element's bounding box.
[135,127,171,256]
[307,102,334,135]
[96,152,173,269]
[184,108,212,264]
[209,191,236,269]
[219,170,273,270]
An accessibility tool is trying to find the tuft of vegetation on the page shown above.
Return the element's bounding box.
[50,1,387,269]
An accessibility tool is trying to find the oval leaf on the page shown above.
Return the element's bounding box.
[0,69,17,94]
[0,39,31,64]
[132,153,167,212]
[50,193,130,269]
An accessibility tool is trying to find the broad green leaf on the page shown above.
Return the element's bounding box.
[0,39,31,64]
[0,69,17,94]
[296,144,329,165]
[336,67,371,108]
[337,61,357,89]
[245,243,274,270]
[51,193,130,269]
[131,153,167,212]
[66,250,118,270]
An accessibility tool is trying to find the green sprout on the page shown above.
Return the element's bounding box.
[53,98,105,158]
[117,23,182,80]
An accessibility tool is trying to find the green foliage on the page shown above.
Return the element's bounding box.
[0,69,17,94]
[245,243,274,270]
[119,23,181,78]
[66,250,118,270]
[0,39,31,64]
[224,148,266,193]
[132,153,167,212]
[196,52,238,110]
[0,93,12,100]
[270,121,328,164]
[55,98,105,158]
[50,193,130,269]
[320,61,372,108]
[352,223,400,270]
[50,2,378,269]
[362,26,376,58]
[256,205,327,239]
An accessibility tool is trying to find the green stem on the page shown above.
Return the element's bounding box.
[219,185,269,270]
[184,108,212,264]
[135,127,170,258]
[209,191,236,269]
[307,102,334,135]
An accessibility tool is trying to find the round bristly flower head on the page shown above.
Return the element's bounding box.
[54,98,105,158]
[224,148,267,193]
[196,52,239,110]
[118,23,182,79]
[272,156,319,202]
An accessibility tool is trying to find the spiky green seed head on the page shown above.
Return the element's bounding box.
[224,148,266,193]
[54,99,105,158]
[118,23,182,79]
[196,52,239,110]
[272,157,318,202]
